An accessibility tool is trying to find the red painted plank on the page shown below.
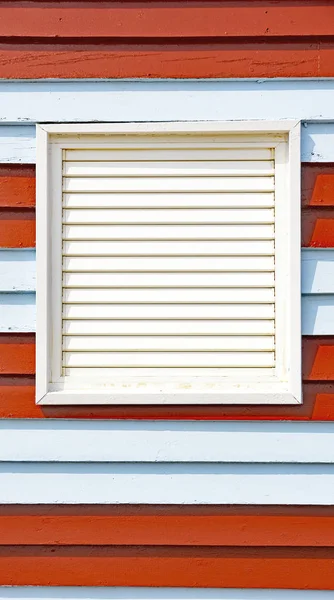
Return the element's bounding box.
[302,164,334,208]
[0,334,35,375]
[0,165,35,208]
[0,546,334,588]
[301,208,334,247]
[1,2,334,39]
[1,505,334,547]
[0,42,333,79]
[0,209,35,247]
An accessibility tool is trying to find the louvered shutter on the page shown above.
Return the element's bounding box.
[61,136,276,379]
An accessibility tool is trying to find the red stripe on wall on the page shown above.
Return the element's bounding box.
[1,43,334,79]
[1,505,334,547]
[302,164,334,207]
[0,209,35,248]
[1,545,334,588]
[1,3,334,39]
[0,336,334,420]
[0,165,35,208]
[2,163,334,248]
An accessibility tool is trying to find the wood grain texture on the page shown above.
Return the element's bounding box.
[0,210,35,248]
[2,2,334,39]
[0,545,334,588]
[0,165,35,208]
[1,43,334,79]
[1,505,334,547]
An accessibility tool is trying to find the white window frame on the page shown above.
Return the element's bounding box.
[36,120,301,405]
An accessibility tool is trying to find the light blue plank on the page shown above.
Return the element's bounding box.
[1,80,334,125]
[0,249,35,291]
[302,295,334,335]
[2,249,334,334]
[0,589,332,600]
[1,462,334,504]
[2,420,334,463]
[0,125,35,163]
[301,122,334,162]
[0,293,35,332]
[301,249,334,294]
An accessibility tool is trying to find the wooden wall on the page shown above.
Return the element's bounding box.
[0,1,334,79]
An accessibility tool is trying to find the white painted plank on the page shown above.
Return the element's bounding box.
[64,192,275,209]
[63,351,274,368]
[63,208,274,225]
[63,336,275,352]
[63,319,275,335]
[0,293,35,332]
[0,250,35,291]
[4,421,334,463]
[1,463,334,504]
[64,224,275,240]
[64,271,275,288]
[64,160,275,176]
[65,147,274,160]
[63,303,275,320]
[63,256,274,272]
[64,177,274,193]
[64,240,275,256]
[63,288,275,304]
[0,125,35,163]
[0,589,332,600]
[0,80,333,127]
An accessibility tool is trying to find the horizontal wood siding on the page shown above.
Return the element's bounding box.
[0,506,333,588]
[0,2,334,79]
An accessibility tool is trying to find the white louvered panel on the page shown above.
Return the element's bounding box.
[61,143,276,377]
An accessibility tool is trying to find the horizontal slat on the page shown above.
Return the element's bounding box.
[63,256,274,272]
[0,210,35,248]
[302,250,334,294]
[63,336,274,352]
[0,294,35,333]
[1,546,334,589]
[64,161,274,177]
[0,82,332,126]
[0,126,35,164]
[0,250,35,292]
[4,421,334,463]
[1,463,334,504]
[0,165,35,208]
[302,296,334,336]
[0,589,331,600]
[63,208,274,225]
[64,224,275,240]
[65,148,274,161]
[63,288,274,304]
[64,192,275,209]
[63,271,275,288]
[63,304,274,320]
[3,3,334,38]
[64,240,275,256]
[64,351,274,368]
[63,319,275,336]
[64,177,274,193]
